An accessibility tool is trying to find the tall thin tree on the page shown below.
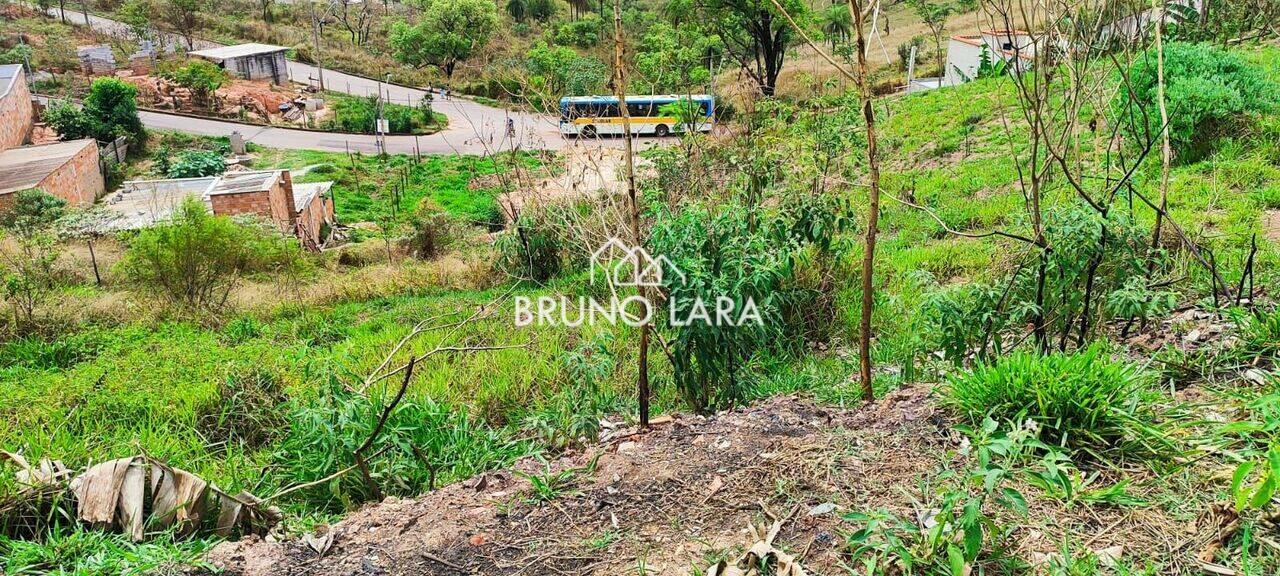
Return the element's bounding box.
[1149,0,1171,261]
[848,0,881,403]
[612,0,651,426]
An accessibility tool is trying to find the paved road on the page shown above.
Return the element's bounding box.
[43,5,577,154]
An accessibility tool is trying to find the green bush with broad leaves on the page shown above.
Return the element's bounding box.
[42,77,146,145]
[166,150,226,178]
[160,59,229,107]
[1117,42,1277,158]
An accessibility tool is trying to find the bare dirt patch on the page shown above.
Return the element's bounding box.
[203,387,1205,575]
[1263,210,1280,243]
[205,391,948,575]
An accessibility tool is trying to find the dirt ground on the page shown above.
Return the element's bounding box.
[202,385,1210,576]
[205,391,947,575]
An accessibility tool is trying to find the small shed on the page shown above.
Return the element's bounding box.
[190,43,289,85]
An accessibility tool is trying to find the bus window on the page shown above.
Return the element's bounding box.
[627,103,654,117]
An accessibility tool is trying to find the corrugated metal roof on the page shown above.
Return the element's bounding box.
[292,181,332,212]
[190,43,288,61]
[0,139,96,195]
[209,170,282,195]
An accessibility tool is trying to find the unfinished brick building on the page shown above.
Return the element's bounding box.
[0,139,104,209]
[105,170,336,249]
[0,64,105,208]
[0,64,34,151]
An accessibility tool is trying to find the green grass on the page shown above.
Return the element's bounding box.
[251,146,542,225]
[940,345,1171,458]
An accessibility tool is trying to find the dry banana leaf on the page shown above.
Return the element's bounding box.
[706,519,808,576]
[5,454,277,542]
[1,451,71,492]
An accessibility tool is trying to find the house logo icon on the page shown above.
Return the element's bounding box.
[589,238,687,287]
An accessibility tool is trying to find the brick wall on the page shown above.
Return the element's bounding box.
[35,142,103,206]
[0,72,34,151]
[210,190,274,220]
[267,172,297,230]
[296,195,334,248]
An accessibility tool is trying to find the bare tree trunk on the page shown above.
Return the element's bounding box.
[849,0,881,403]
[1149,0,1171,260]
[613,0,650,426]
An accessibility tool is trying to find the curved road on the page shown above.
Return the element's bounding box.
[43,5,583,154]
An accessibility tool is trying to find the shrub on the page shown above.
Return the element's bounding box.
[1118,42,1277,158]
[941,345,1169,457]
[406,198,462,259]
[117,198,304,308]
[166,150,226,178]
[552,13,603,48]
[272,380,529,512]
[0,190,66,331]
[160,59,229,107]
[493,215,562,282]
[196,367,287,451]
[41,78,146,144]
[326,96,435,134]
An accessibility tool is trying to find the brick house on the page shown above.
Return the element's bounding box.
[0,139,105,209]
[207,170,298,231]
[104,170,335,250]
[0,64,34,151]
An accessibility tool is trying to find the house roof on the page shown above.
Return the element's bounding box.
[0,139,97,195]
[190,43,288,61]
[292,181,332,212]
[0,64,22,100]
[209,170,283,196]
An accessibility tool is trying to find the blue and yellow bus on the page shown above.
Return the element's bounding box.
[558,94,714,137]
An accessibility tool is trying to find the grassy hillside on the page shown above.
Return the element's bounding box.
[3,37,1280,574]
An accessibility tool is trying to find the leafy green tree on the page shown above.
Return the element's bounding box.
[552,13,603,47]
[696,0,804,96]
[0,190,66,329]
[819,3,851,51]
[159,0,203,50]
[908,0,952,76]
[1118,42,1277,158]
[635,22,721,93]
[391,0,500,79]
[505,0,527,22]
[161,59,228,107]
[526,0,556,21]
[42,77,145,144]
[526,41,607,96]
[118,0,153,41]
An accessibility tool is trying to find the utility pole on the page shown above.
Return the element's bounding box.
[310,1,326,90]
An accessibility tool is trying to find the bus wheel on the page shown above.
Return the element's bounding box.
[654,124,670,137]
[581,125,597,138]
